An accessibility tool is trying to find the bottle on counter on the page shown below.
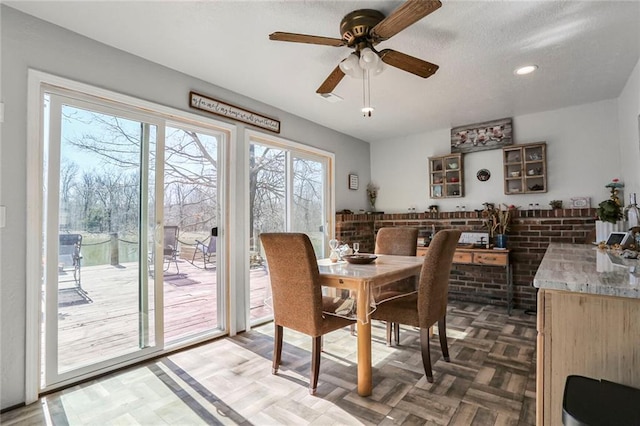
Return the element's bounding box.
[624,193,640,228]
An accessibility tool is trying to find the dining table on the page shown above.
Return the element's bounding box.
[317,254,425,396]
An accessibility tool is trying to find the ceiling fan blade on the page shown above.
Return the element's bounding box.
[269,32,346,47]
[371,0,442,41]
[379,49,439,78]
[316,66,346,94]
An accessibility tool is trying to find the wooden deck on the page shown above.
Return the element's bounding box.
[54,258,271,372]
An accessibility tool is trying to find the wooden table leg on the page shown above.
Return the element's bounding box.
[356,289,372,396]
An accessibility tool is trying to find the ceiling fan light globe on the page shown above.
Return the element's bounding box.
[359,47,380,70]
[340,54,364,78]
[339,53,363,78]
[372,61,385,76]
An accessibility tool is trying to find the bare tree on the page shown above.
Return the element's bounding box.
[61,108,321,247]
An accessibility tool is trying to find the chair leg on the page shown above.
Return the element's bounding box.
[350,323,356,336]
[394,322,400,345]
[438,316,450,362]
[419,328,434,383]
[386,322,393,346]
[310,336,322,395]
[272,324,283,374]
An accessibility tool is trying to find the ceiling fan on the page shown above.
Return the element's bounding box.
[269,0,442,95]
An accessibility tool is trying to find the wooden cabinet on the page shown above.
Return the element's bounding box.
[537,289,640,425]
[503,142,547,195]
[418,246,513,313]
[419,247,508,267]
[429,153,463,198]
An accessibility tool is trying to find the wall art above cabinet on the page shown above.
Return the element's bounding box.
[503,142,547,194]
[429,153,464,198]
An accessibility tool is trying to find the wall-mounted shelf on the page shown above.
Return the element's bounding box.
[503,142,547,194]
[429,153,464,198]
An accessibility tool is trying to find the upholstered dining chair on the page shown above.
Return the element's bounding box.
[373,227,419,343]
[371,229,461,383]
[374,227,419,257]
[260,232,355,395]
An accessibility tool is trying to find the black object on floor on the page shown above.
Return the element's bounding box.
[164,274,199,287]
[563,375,640,426]
[58,288,92,308]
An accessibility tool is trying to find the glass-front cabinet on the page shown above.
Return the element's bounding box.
[503,142,547,194]
[429,153,463,198]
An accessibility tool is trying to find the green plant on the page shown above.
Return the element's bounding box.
[597,179,624,223]
[549,200,563,209]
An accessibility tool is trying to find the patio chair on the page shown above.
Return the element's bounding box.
[163,225,180,274]
[192,227,217,269]
[59,233,83,290]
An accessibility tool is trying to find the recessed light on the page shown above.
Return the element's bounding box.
[515,65,538,75]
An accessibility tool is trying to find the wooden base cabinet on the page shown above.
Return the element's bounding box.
[536,289,640,425]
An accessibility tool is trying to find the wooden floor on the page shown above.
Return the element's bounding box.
[6,301,537,425]
[54,258,271,371]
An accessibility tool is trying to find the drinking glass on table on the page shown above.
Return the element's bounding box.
[353,242,360,254]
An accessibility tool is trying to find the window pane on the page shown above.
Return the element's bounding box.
[55,103,156,372]
[163,126,221,342]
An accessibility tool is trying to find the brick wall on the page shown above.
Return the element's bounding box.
[336,208,596,312]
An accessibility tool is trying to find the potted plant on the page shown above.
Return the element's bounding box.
[595,178,625,241]
[549,200,563,209]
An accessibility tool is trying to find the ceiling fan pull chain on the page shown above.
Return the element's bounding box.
[362,69,366,116]
[362,69,373,117]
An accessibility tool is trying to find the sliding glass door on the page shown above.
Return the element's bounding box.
[41,87,228,389]
[162,123,223,343]
[248,136,333,324]
[291,154,327,255]
[44,93,161,385]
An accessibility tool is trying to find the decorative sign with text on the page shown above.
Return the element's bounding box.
[189,91,280,133]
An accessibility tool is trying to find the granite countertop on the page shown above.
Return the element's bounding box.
[534,243,640,299]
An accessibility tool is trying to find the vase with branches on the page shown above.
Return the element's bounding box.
[482,203,512,248]
[366,182,379,211]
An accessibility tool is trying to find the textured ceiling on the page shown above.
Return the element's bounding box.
[7,1,640,143]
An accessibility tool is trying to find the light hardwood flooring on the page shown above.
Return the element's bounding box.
[2,302,536,425]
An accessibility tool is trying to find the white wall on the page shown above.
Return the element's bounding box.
[371,99,622,214]
[0,6,370,409]
[618,57,640,199]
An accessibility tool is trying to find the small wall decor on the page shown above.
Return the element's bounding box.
[348,174,359,190]
[476,169,491,182]
[190,91,281,133]
[570,197,590,208]
[451,117,513,154]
